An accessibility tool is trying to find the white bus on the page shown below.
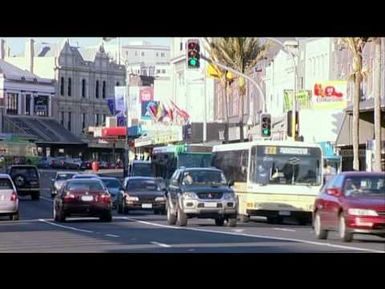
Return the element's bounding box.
[212,140,323,224]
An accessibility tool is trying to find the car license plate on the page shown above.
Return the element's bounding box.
[81,195,93,202]
[142,203,152,209]
[204,202,217,208]
[278,210,291,216]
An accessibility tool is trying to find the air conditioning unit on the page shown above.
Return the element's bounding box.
[106,116,117,128]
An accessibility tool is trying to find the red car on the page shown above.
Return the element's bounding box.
[53,178,112,222]
[313,172,385,242]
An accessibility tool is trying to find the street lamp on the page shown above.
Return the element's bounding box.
[266,38,299,140]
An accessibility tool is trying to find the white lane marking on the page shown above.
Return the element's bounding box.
[105,234,119,238]
[273,228,296,232]
[38,219,94,234]
[150,241,172,248]
[124,217,385,253]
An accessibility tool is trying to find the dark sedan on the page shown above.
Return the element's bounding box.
[117,177,166,215]
[313,171,385,242]
[53,179,112,222]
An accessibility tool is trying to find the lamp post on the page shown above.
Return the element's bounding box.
[265,38,299,140]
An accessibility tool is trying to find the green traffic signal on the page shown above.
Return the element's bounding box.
[189,58,197,66]
[262,128,270,136]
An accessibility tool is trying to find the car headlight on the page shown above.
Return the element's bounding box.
[348,208,378,216]
[125,194,139,201]
[155,196,166,202]
[223,193,236,200]
[183,192,197,199]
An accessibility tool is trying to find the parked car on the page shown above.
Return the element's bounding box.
[63,158,82,170]
[99,177,123,209]
[8,165,40,200]
[53,178,112,222]
[166,167,237,227]
[0,174,19,220]
[313,171,385,242]
[117,177,166,215]
[51,171,78,198]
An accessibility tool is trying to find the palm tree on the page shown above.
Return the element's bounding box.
[205,38,268,142]
[339,37,369,171]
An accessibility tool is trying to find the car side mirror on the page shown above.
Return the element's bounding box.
[326,188,342,197]
[228,180,234,187]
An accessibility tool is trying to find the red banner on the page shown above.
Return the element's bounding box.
[101,127,126,138]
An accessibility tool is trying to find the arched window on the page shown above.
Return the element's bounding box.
[68,78,72,96]
[60,77,64,96]
[102,81,106,99]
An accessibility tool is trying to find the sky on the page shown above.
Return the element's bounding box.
[2,37,171,56]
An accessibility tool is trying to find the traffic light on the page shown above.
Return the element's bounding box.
[260,113,271,137]
[186,39,200,69]
[287,110,299,138]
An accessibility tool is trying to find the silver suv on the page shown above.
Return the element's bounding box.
[166,167,237,227]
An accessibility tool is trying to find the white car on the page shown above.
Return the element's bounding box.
[0,174,19,221]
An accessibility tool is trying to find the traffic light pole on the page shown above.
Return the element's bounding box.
[200,55,267,114]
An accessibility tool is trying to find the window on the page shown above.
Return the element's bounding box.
[95,80,99,98]
[180,42,183,51]
[6,93,18,115]
[102,81,106,99]
[156,52,159,57]
[156,69,160,74]
[116,81,120,86]
[95,113,99,126]
[60,77,64,96]
[162,69,166,73]
[68,77,72,96]
[68,112,72,131]
[212,150,248,182]
[103,114,106,124]
[61,111,64,126]
[82,79,86,98]
[141,51,144,56]
[34,95,49,116]
[82,113,86,131]
[25,94,31,115]
[161,52,165,57]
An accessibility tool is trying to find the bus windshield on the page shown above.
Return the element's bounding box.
[131,163,153,177]
[251,145,322,186]
[178,153,212,168]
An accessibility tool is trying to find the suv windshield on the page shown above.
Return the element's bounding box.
[182,170,227,186]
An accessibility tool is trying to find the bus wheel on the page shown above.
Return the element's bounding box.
[239,214,250,223]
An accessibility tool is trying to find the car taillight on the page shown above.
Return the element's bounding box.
[10,191,17,202]
[63,192,76,202]
[99,194,111,203]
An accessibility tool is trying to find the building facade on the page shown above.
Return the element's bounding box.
[4,39,126,158]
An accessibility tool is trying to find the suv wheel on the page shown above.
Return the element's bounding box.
[167,205,177,225]
[215,217,224,226]
[313,211,328,240]
[227,218,237,227]
[177,206,188,226]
